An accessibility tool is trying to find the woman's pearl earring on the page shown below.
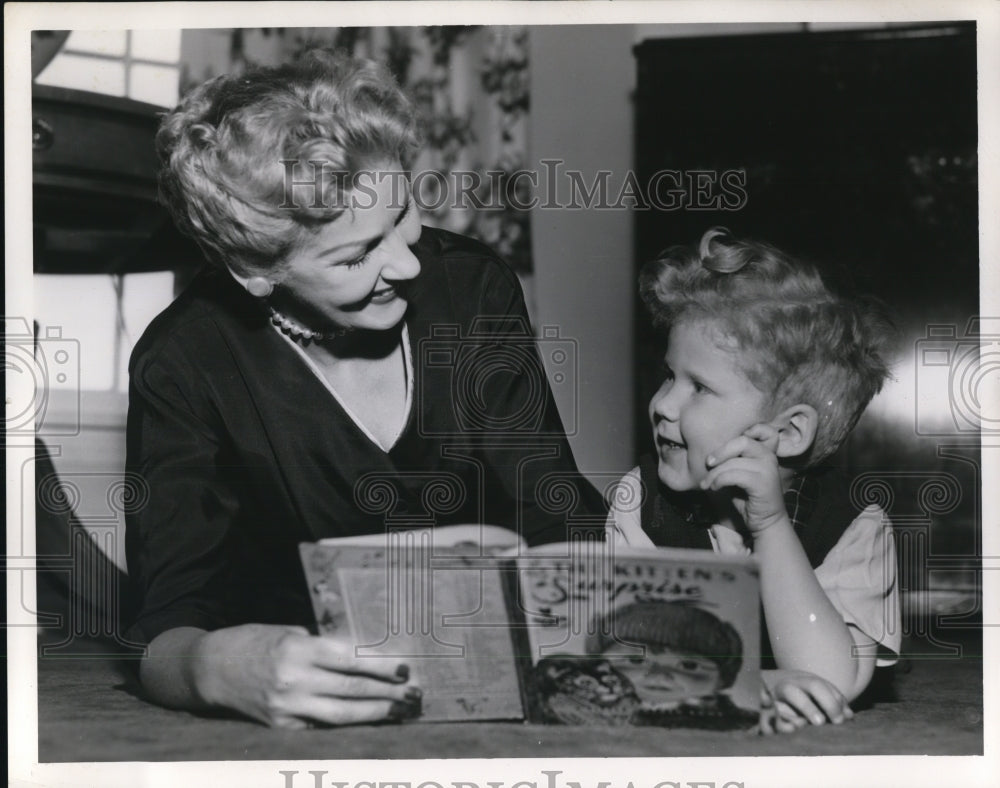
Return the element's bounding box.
[246,276,274,298]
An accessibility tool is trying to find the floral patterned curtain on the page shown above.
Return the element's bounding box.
[180,26,533,278]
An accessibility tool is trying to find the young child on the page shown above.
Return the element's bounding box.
[607,227,901,735]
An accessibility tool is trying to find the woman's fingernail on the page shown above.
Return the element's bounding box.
[395,664,410,681]
[405,686,423,703]
[813,715,824,725]
[388,699,421,721]
[706,455,716,466]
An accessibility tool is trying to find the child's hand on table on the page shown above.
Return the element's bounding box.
[759,668,854,735]
[700,423,787,535]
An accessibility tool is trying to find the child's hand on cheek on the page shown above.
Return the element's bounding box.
[700,423,788,536]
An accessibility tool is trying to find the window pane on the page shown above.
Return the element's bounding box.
[63,30,127,57]
[128,63,180,107]
[35,53,126,96]
[34,274,119,391]
[130,29,182,63]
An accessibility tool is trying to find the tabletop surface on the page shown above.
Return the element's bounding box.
[36,635,983,762]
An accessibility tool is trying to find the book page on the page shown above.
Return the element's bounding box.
[513,547,760,727]
[300,543,524,721]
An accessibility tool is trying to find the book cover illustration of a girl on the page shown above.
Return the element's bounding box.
[531,600,758,729]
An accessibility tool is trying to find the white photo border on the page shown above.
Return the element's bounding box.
[6,2,999,787]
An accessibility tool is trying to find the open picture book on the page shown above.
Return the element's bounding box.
[299,524,760,728]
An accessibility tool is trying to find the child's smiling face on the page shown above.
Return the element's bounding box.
[649,319,772,492]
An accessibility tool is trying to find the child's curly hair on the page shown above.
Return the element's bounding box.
[156,49,420,274]
[640,228,895,464]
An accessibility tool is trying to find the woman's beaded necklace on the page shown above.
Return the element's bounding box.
[268,306,352,343]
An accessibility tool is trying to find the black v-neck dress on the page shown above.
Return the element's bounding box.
[124,228,606,644]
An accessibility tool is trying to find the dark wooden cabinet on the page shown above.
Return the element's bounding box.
[32,85,204,274]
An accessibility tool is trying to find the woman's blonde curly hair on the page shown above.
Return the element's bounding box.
[156,49,420,275]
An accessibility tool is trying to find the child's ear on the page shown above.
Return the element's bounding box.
[770,403,818,460]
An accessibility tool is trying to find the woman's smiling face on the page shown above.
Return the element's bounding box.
[649,319,772,492]
[272,165,422,332]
